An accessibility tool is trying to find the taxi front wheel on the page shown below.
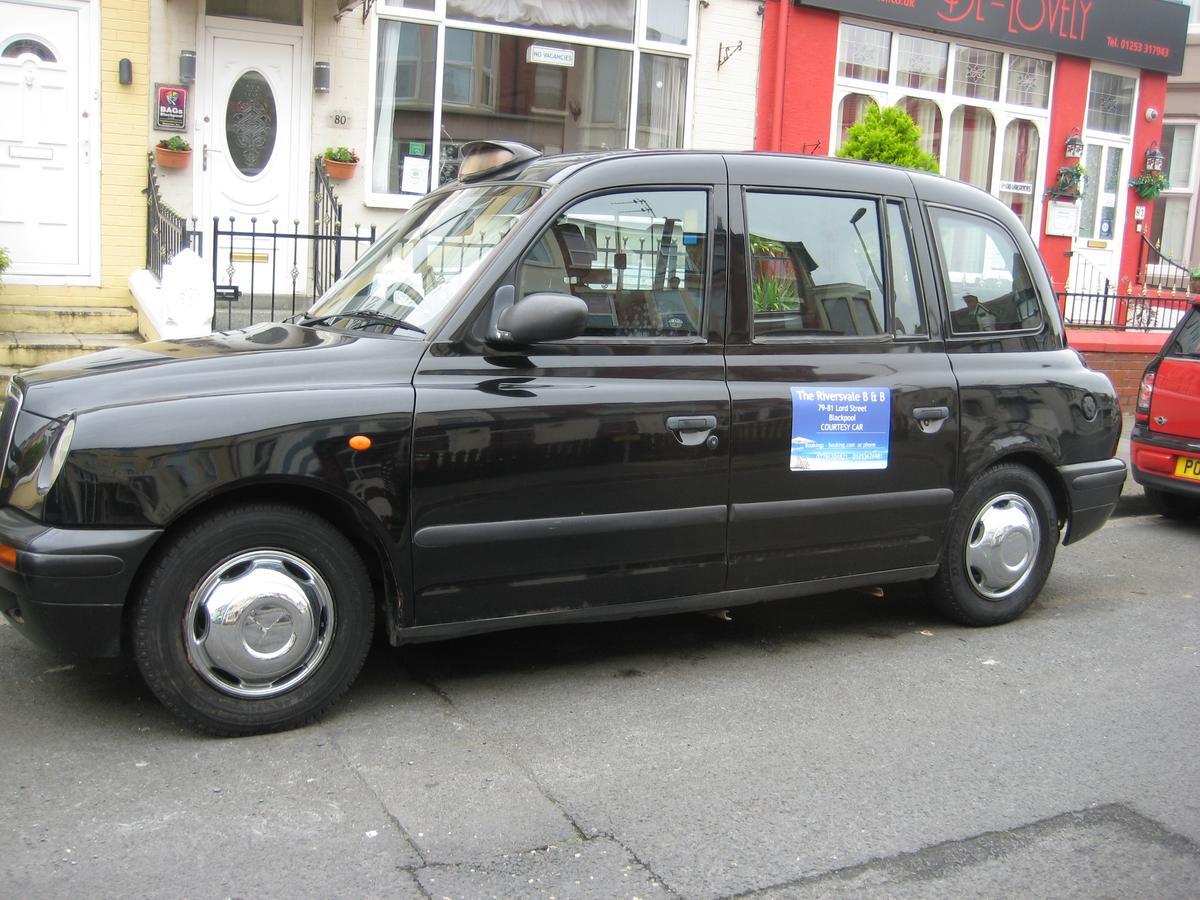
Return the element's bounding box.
[933,464,1058,627]
[132,503,373,736]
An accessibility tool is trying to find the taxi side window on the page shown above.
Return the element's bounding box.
[746,192,889,338]
[517,190,708,337]
[930,207,1043,334]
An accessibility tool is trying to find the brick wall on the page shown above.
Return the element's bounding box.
[1078,351,1156,413]
[692,0,763,151]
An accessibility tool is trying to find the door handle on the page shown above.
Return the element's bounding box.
[913,406,950,435]
[666,415,717,432]
[913,407,949,421]
[666,415,718,448]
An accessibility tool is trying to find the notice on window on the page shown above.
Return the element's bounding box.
[790,386,891,471]
[401,155,430,194]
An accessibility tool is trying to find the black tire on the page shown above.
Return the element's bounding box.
[132,503,373,736]
[1145,486,1200,520]
[933,464,1058,627]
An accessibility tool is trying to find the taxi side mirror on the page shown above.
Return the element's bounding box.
[489,291,587,346]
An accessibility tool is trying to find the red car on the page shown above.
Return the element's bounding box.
[1131,299,1200,519]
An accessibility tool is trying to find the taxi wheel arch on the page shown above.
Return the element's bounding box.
[933,463,1058,627]
[131,502,373,736]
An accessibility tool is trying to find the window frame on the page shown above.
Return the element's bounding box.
[742,188,927,345]
[925,203,1047,339]
[367,1,698,209]
[512,184,716,345]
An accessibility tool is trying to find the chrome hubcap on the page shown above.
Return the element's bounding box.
[184,550,335,699]
[964,492,1041,601]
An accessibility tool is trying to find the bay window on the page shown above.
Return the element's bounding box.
[833,19,1051,233]
[369,0,695,206]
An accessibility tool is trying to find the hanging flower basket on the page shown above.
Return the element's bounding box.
[155,137,192,170]
[323,147,359,180]
[1129,171,1168,200]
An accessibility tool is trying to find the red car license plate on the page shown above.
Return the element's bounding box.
[1175,456,1200,481]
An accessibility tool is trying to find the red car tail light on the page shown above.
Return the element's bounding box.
[1135,370,1156,425]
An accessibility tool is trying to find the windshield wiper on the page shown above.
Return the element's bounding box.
[302,311,426,334]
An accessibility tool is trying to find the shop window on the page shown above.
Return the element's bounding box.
[999,120,1040,232]
[952,47,1001,102]
[438,34,633,184]
[646,0,690,45]
[896,35,947,93]
[1006,55,1051,109]
[947,106,996,191]
[446,0,636,42]
[838,24,891,84]
[746,193,886,339]
[897,97,942,160]
[637,54,688,149]
[1086,71,1136,136]
[373,20,437,195]
[837,94,877,149]
[518,190,708,338]
[931,208,1042,334]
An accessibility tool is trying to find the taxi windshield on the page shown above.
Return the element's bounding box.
[305,183,543,332]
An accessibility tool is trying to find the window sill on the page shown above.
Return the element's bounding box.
[363,192,424,211]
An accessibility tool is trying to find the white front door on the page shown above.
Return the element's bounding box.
[200,23,304,294]
[1068,141,1129,298]
[0,0,95,279]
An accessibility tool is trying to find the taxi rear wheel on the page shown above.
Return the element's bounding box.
[933,464,1057,627]
[132,503,372,736]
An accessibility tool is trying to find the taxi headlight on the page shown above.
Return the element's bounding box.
[9,416,76,513]
[37,417,75,495]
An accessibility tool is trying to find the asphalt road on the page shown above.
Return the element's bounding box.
[2,486,1198,898]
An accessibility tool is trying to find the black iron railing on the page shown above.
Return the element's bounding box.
[1137,234,1195,293]
[1059,290,1192,332]
[144,153,201,281]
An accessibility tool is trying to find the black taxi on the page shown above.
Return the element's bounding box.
[0,143,1126,734]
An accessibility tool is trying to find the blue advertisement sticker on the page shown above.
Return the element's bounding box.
[790,386,891,471]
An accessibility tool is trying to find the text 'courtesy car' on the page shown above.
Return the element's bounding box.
[0,142,1127,735]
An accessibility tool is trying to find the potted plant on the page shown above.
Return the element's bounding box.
[1046,162,1086,201]
[1129,170,1169,200]
[0,246,10,284]
[323,147,359,180]
[1190,267,1200,295]
[155,136,192,169]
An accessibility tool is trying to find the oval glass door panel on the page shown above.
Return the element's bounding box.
[226,70,276,176]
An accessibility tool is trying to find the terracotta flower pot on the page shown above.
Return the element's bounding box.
[324,158,358,180]
[155,146,191,169]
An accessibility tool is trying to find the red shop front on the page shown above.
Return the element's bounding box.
[756,0,1191,315]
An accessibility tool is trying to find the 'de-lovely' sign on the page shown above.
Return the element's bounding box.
[797,0,1190,75]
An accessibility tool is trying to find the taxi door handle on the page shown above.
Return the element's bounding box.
[666,415,718,448]
[913,407,949,421]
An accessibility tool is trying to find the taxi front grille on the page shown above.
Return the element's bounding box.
[0,377,25,505]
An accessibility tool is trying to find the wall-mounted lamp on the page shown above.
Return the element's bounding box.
[179,50,196,85]
[1145,141,1165,173]
[314,61,331,93]
[118,58,132,85]
[1064,128,1085,160]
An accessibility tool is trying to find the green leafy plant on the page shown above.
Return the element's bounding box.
[324,146,359,164]
[753,275,798,312]
[835,105,939,173]
[1129,170,1169,200]
[0,246,10,284]
[1047,162,1085,200]
[157,136,191,152]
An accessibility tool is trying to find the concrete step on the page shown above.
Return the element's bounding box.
[0,304,140,335]
[0,333,143,369]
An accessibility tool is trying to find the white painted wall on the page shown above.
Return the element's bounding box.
[147,0,200,216]
[691,0,762,151]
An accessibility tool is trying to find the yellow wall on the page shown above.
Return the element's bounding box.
[3,0,149,310]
